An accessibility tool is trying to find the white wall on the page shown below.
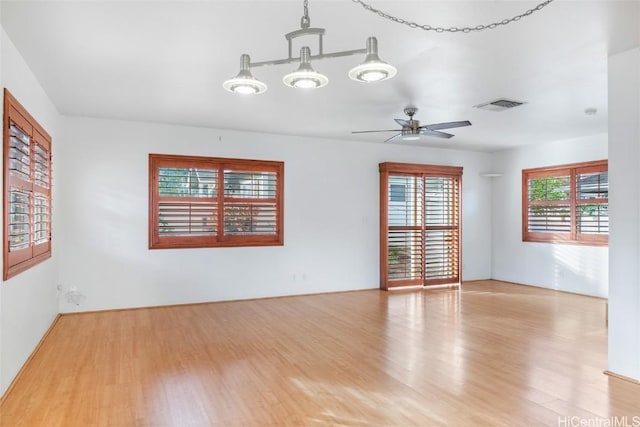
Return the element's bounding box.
[0,29,60,396]
[608,47,640,381]
[491,133,609,297]
[0,7,4,399]
[57,116,493,313]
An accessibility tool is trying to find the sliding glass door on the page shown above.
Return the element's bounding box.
[379,163,462,289]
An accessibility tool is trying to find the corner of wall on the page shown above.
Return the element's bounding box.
[607,46,640,382]
[0,16,4,395]
[0,25,61,397]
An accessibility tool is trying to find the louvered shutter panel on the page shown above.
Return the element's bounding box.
[8,189,30,251]
[526,173,571,235]
[32,130,51,257]
[4,90,53,279]
[576,169,608,236]
[223,170,278,236]
[157,167,217,237]
[7,121,32,256]
[8,121,30,180]
[424,177,459,284]
[387,175,423,283]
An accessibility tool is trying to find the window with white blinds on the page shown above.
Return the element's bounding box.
[380,163,462,289]
[3,89,53,280]
[149,154,283,249]
[522,160,607,245]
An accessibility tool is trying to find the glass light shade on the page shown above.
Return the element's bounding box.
[402,134,420,141]
[349,37,397,83]
[223,76,268,94]
[283,70,329,89]
[283,46,329,89]
[349,62,397,82]
[223,54,268,95]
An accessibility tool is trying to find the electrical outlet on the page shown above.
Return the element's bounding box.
[65,288,86,306]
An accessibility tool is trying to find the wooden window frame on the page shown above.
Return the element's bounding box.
[522,159,608,246]
[379,162,463,290]
[3,89,53,280]
[149,154,284,249]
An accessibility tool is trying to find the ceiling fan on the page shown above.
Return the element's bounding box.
[353,107,472,143]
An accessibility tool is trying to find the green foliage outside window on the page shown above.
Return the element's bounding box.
[529,176,569,201]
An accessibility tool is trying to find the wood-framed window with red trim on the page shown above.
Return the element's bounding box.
[149,154,284,249]
[3,89,52,280]
[522,160,608,246]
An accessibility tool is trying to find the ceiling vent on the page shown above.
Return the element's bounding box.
[474,98,526,112]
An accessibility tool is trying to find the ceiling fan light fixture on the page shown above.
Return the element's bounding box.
[349,37,397,83]
[402,135,420,141]
[283,47,329,89]
[401,128,420,140]
[223,54,268,95]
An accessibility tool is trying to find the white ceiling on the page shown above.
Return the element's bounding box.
[1,1,639,152]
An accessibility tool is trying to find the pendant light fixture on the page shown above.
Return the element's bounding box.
[223,0,396,95]
[282,47,329,89]
[348,37,397,83]
[222,54,268,95]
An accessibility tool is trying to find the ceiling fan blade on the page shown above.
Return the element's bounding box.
[420,129,454,139]
[422,120,472,131]
[384,134,402,143]
[395,119,410,127]
[352,129,402,134]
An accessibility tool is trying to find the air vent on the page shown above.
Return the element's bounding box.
[474,98,526,112]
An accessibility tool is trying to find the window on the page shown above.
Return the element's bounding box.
[149,154,284,249]
[522,160,608,245]
[3,89,52,280]
[389,184,406,202]
[380,162,462,289]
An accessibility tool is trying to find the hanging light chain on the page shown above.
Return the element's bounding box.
[301,0,311,28]
[351,0,555,33]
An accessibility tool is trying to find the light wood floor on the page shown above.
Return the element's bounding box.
[1,280,639,426]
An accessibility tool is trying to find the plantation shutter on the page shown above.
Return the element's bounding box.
[424,177,459,285]
[149,154,284,249]
[380,163,462,290]
[4,89,53,279]
[7,119,32,262]
[223,170,278,236]
[157,167,218,237]
[522,160,607,245]
[525,171,571,238]
[387,175,423,284]
[576,167,608,241]
[32,130,51,257]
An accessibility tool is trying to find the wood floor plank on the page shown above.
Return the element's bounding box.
[1,280,639,426]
